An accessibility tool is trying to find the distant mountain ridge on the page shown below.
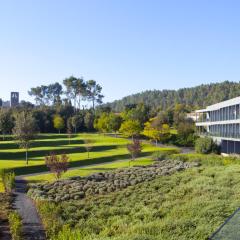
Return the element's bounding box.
[104,81,240,112]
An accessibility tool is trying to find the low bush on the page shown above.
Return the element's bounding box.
[195,137,220,154]
[0,169,15,192]
[35,163,240,240]
[8,211,22,240]
[151,152,169,161]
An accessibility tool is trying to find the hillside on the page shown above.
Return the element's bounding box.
[104,81,240,112]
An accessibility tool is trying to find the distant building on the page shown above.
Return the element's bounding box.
[10,92,19,107]
[2,101,10,107]
[186,112,199,122]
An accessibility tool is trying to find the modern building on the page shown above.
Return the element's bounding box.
[195,97,240,154]
[10,92,19,107]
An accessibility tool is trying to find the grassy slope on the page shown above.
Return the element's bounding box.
[0,134,173,174]
[36,155,240,240]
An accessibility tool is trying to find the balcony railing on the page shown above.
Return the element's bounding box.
[200,132,240,139]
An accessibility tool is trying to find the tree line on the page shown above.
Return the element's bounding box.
[28,76,104,110]
[103,81,240,113]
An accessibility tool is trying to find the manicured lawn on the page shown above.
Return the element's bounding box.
[25,157,153,183]
[0,133,175,175]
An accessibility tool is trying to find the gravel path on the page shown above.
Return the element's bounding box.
[13,179,46,240]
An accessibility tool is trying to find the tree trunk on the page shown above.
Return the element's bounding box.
[88,151,89,159]
[26,150,28,165]
[156,139,158,146]
[59,129,60,134]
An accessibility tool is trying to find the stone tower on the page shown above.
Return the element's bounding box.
[10,92,19,107]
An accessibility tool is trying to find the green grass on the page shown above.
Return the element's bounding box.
[0,133,175,175]
[25,158,153,183]
[37,162,240,240]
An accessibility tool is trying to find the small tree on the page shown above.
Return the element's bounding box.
[127,139,142,166]
[84,139,93,159]
[45,152,69,179]
[53,115,65,134]
[67,118,73,144]
[108,113,122,136]
[13,112,37,165]
[119,120,141,140]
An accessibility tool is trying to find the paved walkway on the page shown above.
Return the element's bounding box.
[209,207,240,240]
[13,179,46,240]
[0,222,11,240]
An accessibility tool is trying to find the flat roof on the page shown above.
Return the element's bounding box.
[196,96,240,112]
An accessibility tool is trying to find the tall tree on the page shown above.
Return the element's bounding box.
[28,85,49,105]
[63,76,79,110]
[47,82,63,105]
[63,76,87,110]
[13,112,37,165]
[86,80,104,110]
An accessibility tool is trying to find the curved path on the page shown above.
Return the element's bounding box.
[13,179,46,240]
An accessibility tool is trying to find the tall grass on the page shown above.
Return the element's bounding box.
[0,169,15,192]
[8,211,22,240]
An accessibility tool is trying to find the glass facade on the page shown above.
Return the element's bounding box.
[197,104,240,122]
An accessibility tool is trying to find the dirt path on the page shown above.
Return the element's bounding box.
[13,179,46,240]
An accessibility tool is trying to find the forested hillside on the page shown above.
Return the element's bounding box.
[104,81,240,112]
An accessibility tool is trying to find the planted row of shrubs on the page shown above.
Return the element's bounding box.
[0,169,22,240]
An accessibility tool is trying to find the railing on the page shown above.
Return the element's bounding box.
[199,132,240,139]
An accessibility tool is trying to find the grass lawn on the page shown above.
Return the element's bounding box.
[36,159,240,240]
[25,157,153,183]
[0,133,176,174]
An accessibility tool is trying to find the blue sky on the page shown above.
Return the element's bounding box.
[1,0,240,103]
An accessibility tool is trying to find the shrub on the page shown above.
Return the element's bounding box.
[8,211,22,240]
[45,153,69,179]
[0,169,15,192]
[195,137,220,154]
[151,152,168,161]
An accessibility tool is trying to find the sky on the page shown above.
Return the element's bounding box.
[1,0,240,104]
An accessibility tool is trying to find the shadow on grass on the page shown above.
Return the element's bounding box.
[0,145,118,160]
[0,139,84,150]
[11,152,152,176]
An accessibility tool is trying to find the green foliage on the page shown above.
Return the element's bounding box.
[53,115,65,133]
[121,103,150,127]
[104,81,240,112]
[86,80,104,109]
[13,112,37,164]
[119,120,141,138]
[142,117,171,144]
[195,137,219,154]
[8,211,22,240]
[176,120,196,146]
[151,152,168,161]
[36,160,240,240]
[94,113,123,133]
[0,169,15,192]
[0,108,14,139]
